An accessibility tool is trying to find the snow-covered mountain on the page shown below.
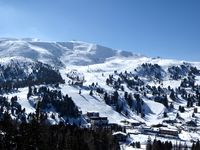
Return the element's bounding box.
[0,38,137,67]
[1,38,200,148]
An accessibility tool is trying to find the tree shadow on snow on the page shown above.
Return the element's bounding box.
[80,95,88,101]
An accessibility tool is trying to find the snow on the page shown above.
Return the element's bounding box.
[1,38,200,148]
[149,80,181,89]
[179,131,192,141]
[143,99,166,125]
[0,38,136,67]
[28,44,52,55]
[56,55,200,128]
[3,87,35,114]
[59,64,167,125]
[0,56,34,65]
[113,131,127,136]
[60,81,127,124]
[195,76,200,85]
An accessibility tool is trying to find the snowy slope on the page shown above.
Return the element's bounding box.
[1,38,200,147]
[1,38,200,125]
[0,38,137,67]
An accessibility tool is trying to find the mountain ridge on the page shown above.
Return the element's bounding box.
[0,38,144,67]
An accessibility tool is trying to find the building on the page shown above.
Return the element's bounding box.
[139,125,160,135]
[90,116,108,126]
[86,111,108,126]
[163,119,177,124]
[140,125,179,136]
[139,126,153,133]
[131,121,144,127]
[159,127,179,136]
[112,131,127,142]
[87,112,99,118]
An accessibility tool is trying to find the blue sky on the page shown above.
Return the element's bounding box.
[0,0,200,61]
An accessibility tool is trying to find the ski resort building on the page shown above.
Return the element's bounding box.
[112,131,127,142]
[159,127,179,136]
[86,111,108,126]
[90,117,108,126]
[87,112,99,118]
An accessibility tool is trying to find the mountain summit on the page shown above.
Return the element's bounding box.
[0,38,138,67]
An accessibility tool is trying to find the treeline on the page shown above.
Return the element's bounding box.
[0,114,120,150]
[0,61,64,93]
[136,63,165,80]
[192,140,200,150]
[0,96,26,123]
[146,138,200,150]
[101,63,200,120]
[146,139,173,150]
[28,86,80,118]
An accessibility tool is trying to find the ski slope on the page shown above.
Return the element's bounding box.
[1,38,200,148]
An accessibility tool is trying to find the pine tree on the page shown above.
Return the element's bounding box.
[27,86,32,99]
[170,89,176,101]
[89,90,93,96]
[163,112,168,118]
[146,136,152,150]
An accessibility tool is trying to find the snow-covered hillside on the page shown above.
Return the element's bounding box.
[0,38,137,67]
[0,56,64,90]
[1,38,200,149]
[1,38,200,123]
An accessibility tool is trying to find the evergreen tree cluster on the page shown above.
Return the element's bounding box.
[103,90,119,106]
[178,106,185,113]
[124,92,133,108]
[106,71,144,90]
[28,86,80,118]
[168,65,188,80]
[130,141,141,148]
[146,139,173,150]
[102,64,200,121]
[134,94,145,117]
[0,61,64,93]
[118,71,144,88]
[136,63,165,80]
[192,140,200,150]
[168,64,200,81]
[0,115,120,150]
[180,77,195,88]
[0,96,26,123]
